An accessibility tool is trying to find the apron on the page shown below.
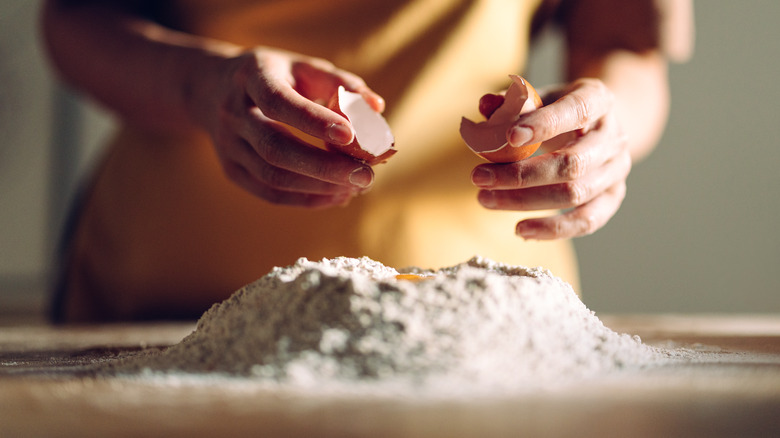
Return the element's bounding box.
[55,0,579,321]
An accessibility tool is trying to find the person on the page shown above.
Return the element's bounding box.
[41,0,693,322]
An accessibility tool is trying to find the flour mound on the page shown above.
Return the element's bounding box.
[116,256,665,394]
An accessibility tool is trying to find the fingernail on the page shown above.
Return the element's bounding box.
[508,126,533,146]
[478,190,497,209]
[328,123,354,144]
[370,94,386,112]
[516,223,538,240]
[349,166,374,188]
[471,167,495,187]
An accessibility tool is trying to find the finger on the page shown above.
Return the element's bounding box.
[534,84,567,106]
[228,137,360,195]
[221,160,356,209]
[506,78,614,147]
[244,67,356,146]
[478,93,505,118]
[239,108,375,189]
[476,143,629,212]
[292,61,385,113]
[514,181,627,240]
[472,114,628,190]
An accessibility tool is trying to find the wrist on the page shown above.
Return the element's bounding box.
[171,38,245,132]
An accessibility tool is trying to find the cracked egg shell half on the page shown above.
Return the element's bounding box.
[460,75,543,163]
[326,86,396,165]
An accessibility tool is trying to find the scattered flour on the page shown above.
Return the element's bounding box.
[112,256,674,396]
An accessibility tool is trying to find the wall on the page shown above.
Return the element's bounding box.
[1,1,778,318]
[1,2,50,278]
[0,0,111,318]
[572,1,780,314]
[1,1,53,316]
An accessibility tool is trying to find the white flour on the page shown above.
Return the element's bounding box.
[114,256,673,396]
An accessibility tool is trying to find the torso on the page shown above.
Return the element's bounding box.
[58,0,579,321]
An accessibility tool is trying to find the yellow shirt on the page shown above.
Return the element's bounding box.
[60,0,579,320]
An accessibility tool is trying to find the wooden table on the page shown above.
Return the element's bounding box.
[1,314,779,437]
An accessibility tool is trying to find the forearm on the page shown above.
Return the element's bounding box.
[41,1,242,132]
[555,0,693,163]
[572,50,670,162]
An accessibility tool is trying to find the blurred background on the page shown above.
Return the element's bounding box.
[1,1,778,323]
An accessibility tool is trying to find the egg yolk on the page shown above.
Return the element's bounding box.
[394,274,432,282]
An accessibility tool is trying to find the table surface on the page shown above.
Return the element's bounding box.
[1,314,780,438]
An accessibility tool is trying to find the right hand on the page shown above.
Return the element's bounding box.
[198,47,385,208]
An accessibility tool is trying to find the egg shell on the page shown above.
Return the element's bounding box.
[460,75,543,163]
[326,86,396,165]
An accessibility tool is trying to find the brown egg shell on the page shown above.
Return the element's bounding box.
[460,75,543,163]
[326,87,396,165]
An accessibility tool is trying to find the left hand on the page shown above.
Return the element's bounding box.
[470,78,632,240]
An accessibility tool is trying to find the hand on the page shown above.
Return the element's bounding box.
[470,78,631,239]
[200,47,385,208]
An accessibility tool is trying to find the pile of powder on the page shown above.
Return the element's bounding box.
[113,256,669,395]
